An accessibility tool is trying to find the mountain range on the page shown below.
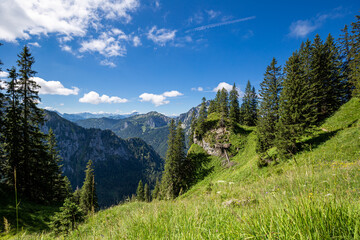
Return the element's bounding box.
[42,111,164,207]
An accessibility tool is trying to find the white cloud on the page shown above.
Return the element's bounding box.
[139,93,168,106]
[289,8,346,38]
[139,90,183,106]
[206,10,220,20]
[289,20,318,38]
[29,42,41,47]
[186,16,256,33]
[33,77,80,95]
[162,90,183,97]
[0,80,6,89]
[79,91,128,104]
[0,71,9,78]
[133,36,141,47]
[147,26,176,46]
[80,31,127,57]
[191,87,203,92]
[0,0,139,42]
[213,82,233,92]
[100,59,116,68]
[61,45,73,53]
[44,106,55,111]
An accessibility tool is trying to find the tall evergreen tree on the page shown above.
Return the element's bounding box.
[188,110,197,146]
[174,121,186,193]
[241,81,257,126]
[0,43,5,174]
[196,97,207,137]
[276,52,315,158]
[16,45,48,199]
[207,100,217,114]
[144,183,150,202]
[152,178,160,200]
[349,15,360,96]
[219,88,229,118]
[80,160,98,215]
[160,120,177,199]
[136,180,145,201]
[46,129,68,202]
[214,90,221,113]
[257,58,282,153]
[339,25,354,101]
[2,67,23,184]
[229,83,240,126]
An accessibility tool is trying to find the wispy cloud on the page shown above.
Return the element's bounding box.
[147,26,177,46]
[191,87,203,92]
[288,7,346,38]
[186,16,256,33]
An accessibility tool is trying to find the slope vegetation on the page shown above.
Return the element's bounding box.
[6,98,360,239]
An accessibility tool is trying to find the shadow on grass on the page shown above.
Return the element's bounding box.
[232,124,253,135]
[300,129,340,151]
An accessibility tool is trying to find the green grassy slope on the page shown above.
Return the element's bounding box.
[5,98,360,239]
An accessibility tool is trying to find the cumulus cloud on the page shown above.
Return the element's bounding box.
[191,87,203,92]
[0,71,9,78]
[61,45,73,53]
[79,91,128,104]
[213,82,233,92]
[29,42,41,47]
[34,77,80,95]
[147,26,176,46]
[80,31,127,57]
[139,90,183,106]
[0,0,139,42]
[44,106,55,111]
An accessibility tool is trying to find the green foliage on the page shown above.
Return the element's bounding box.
[144,183,150,202]
[50,198,84,235]
[229,83,240,127]
[349,15,360,97]
[80,160,98,215]
[257,58,282,153]
[196,97,207,137]
[188,110,196,146]
[240,80,257,126]
[136,180,144,201]
[152,178,160,200]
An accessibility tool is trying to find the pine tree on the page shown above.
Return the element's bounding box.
[214,90,221,113]
[229,83,240,126]
[80,160,98,215]
[196,97,207,137]
[174,121,186,193]
[276,52,315,158]
[160,120,176,199]
[152,178,160,200]
[16,45,48,200]
[188,110,197,146]
[46,128,68,202]
[219,88,229,127]
[349,15,360,96]
[136,180,145,201]
[0,43,5,176]
[144,183,150,202]
[241,81,257,126]
[2,67,23,185]
[207,100,216,114]
[339,25,353,101]
[257,58,282,153]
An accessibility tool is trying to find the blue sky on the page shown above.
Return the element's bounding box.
[0,0,359,116]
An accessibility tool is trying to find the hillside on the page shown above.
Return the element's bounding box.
[76,105,203,158]
[12,98,360,239]
[42,111,164,207]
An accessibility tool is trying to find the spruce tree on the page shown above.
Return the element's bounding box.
[257,58,282,153]
[241,81,257,126]
[219,88,229,118]
[174,121,186,193]
[349,15,360,96]
[16,45,48,199]
[214,90,221,113]
[136,180,145,201]
[339,25,353,101]
[188,110,197,146]
[160,120,176,199]
[80,160,98,215]
[2,67,23,185]
[144,183,150,202]
[196,97,207,137]
[0,43,5,175]
[229,83,240,126]
[276,52,315,158]
[152,178,160,200]
[207,100,217,114]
